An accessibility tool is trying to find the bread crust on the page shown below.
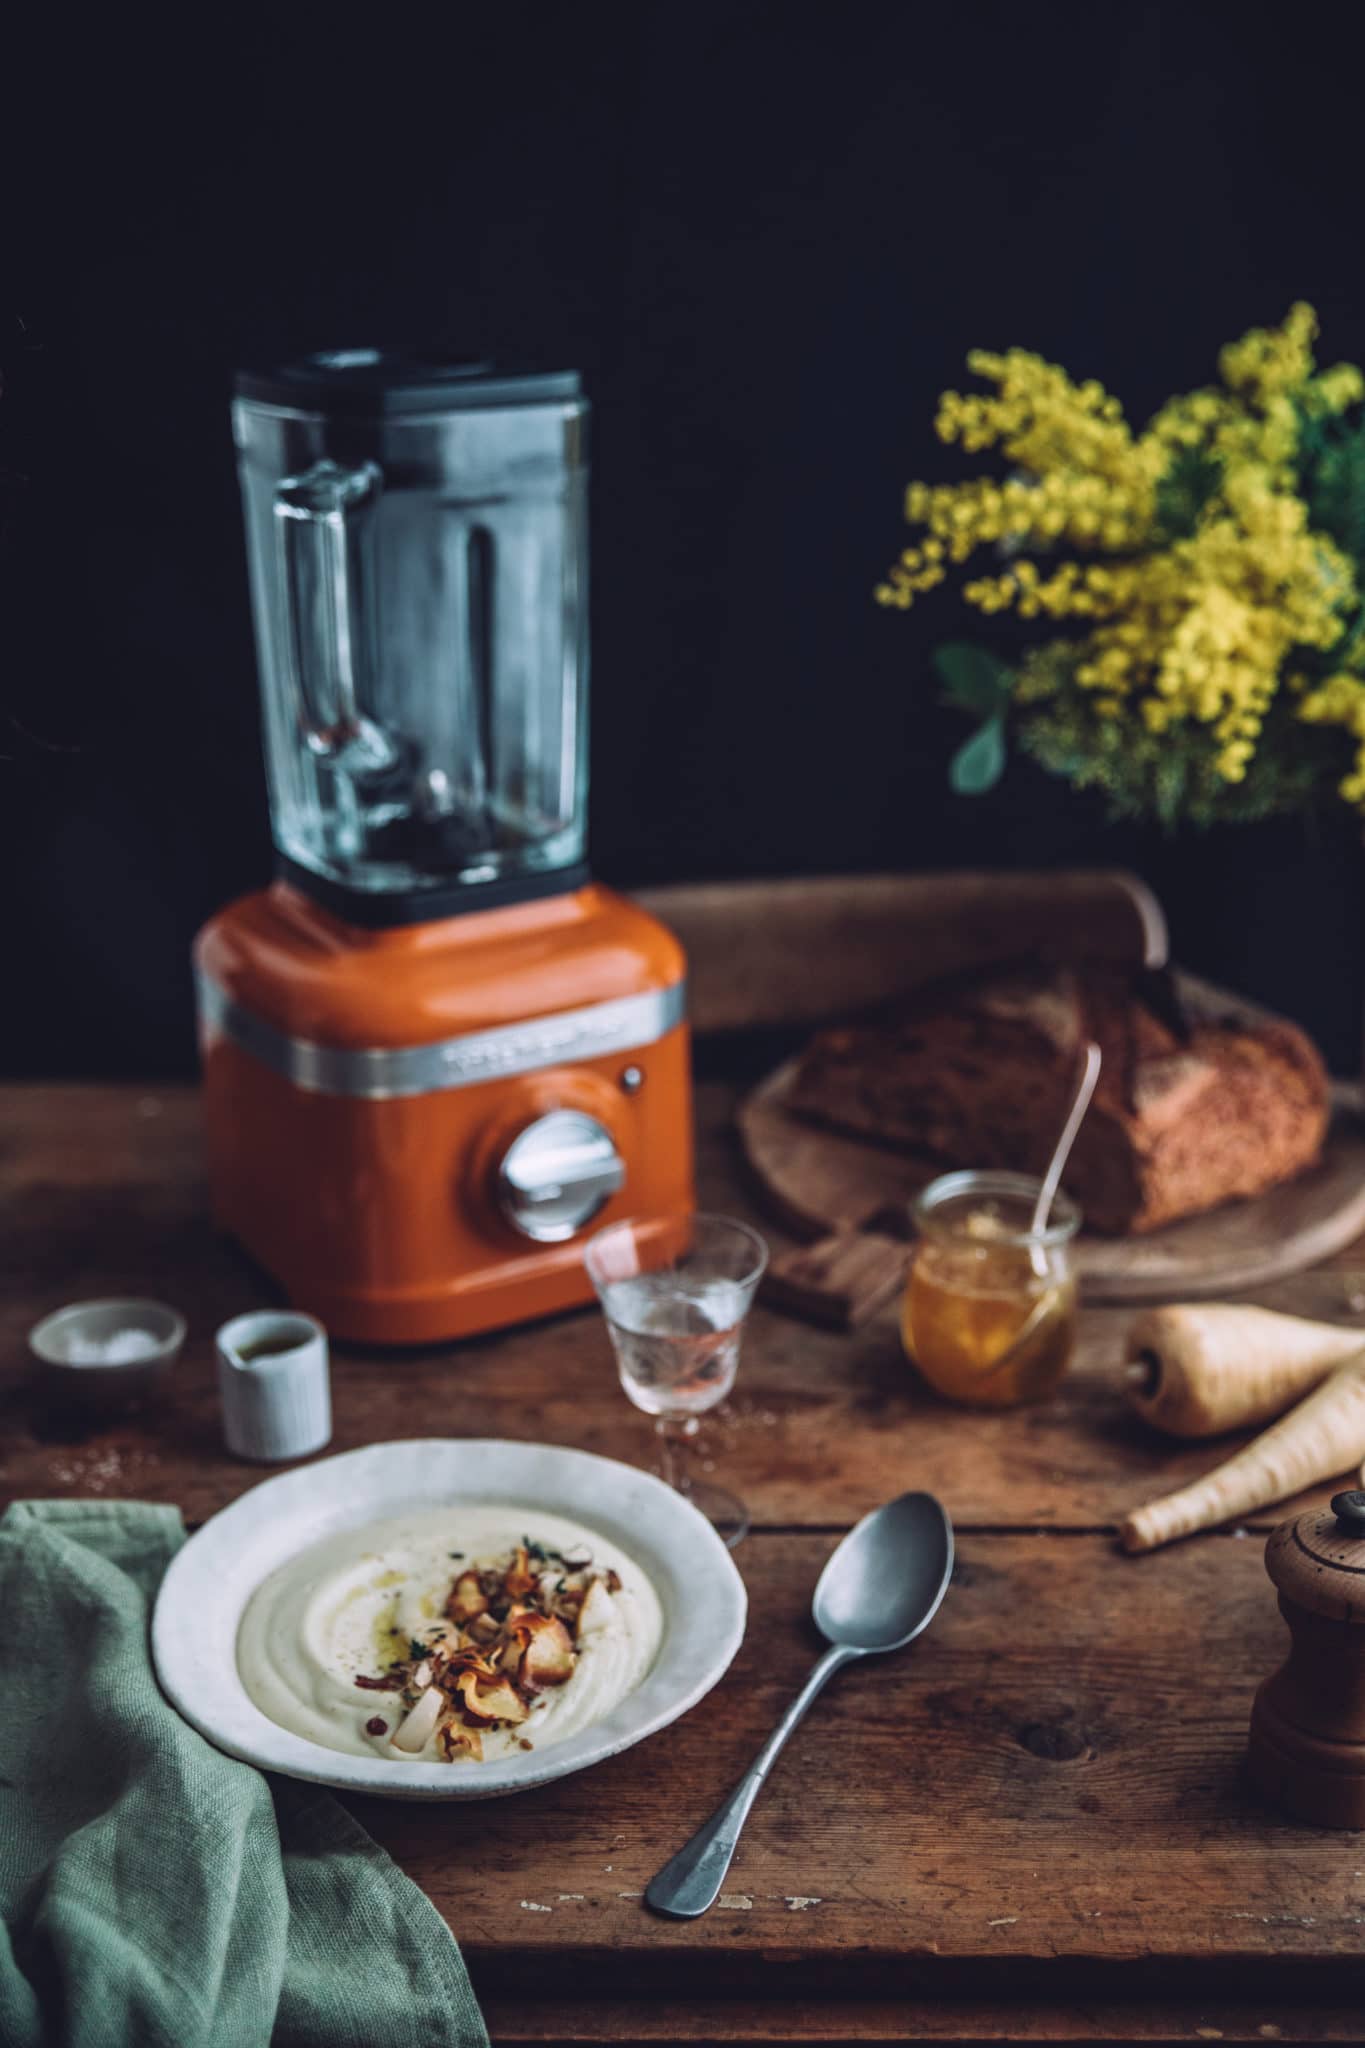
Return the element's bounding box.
[785,967,1329,1235]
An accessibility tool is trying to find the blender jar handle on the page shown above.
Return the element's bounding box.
[273,459,397,775]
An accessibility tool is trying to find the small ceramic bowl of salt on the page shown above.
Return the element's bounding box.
[30,1299,187,1410]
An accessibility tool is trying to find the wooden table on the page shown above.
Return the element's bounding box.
[6,1079,1365,2045]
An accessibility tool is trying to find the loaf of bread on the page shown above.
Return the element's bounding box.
[785,966,1329,1235]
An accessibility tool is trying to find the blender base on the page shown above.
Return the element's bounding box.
[207,1228,643,1348]
[195,878,695,1347]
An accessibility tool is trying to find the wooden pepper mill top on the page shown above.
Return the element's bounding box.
[1248,1489,1365,1829]
[1264,1491,1365,1622]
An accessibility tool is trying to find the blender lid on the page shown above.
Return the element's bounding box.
[234,350,583,416]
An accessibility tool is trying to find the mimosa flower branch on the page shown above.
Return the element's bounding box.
[878,306,1365,826]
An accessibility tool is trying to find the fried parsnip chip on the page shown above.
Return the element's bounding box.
[508,1611,576,1690]
[503,1547,539,1600]
[445,1571,489,1623]
[455,1669,530,1725]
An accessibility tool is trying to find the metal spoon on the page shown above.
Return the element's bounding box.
[645,1490,954,1919]
[1028,1038,1102,1272]
[958,1040,1103,1387]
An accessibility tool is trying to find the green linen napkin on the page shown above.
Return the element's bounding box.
[0,1500,488,2048]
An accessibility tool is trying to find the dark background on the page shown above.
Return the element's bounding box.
[5,5,1364,1077]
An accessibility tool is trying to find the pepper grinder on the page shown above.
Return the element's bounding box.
[1248,1489,1365,1828]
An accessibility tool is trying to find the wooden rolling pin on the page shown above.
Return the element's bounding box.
[638,868,1167,1036]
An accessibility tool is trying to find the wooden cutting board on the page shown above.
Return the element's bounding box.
[739,1049,1365,1310]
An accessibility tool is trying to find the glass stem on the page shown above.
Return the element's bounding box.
[655,1414,698,1494]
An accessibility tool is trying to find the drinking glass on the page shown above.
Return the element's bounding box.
[585,1212,768,1548]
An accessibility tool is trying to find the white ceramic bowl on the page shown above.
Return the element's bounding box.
[30,1297,186,1410]
[152,1439,747,1800]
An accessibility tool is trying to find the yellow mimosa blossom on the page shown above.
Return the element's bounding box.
[1298,673,1365,803]
[1218,302,1318,407]
[878,305,1365,820]
[1307,363,1365,414]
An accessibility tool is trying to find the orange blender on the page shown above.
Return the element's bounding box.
[195,354,694,1343]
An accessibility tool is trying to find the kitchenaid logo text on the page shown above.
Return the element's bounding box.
[437,1002,654,1079]
[197,974,685,1099]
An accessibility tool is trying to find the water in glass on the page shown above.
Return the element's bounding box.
[600,1274,748,1418]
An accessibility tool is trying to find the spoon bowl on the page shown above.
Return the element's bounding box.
[813,1491,953,1650]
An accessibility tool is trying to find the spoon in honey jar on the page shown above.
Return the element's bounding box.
[977,1038,1103,1379]
[1028,1038,1102,1275]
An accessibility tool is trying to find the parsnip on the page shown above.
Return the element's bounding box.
[1120,1351,1365,1553]
[390,1685,444,1752]
[1126,1304,1364,1438]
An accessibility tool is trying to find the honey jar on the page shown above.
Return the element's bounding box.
[902,1170,1080,1407]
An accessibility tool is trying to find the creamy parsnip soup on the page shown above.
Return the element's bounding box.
[237,1507,663,1765]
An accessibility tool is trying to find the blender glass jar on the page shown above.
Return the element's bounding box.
[232,355,588,908]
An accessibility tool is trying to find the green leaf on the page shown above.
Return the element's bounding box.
[1014,641,1353,829]
[949,715,1006,795]
[1154,446,1222,542]
[1299,402,1365,564]
[933,642,1014,719]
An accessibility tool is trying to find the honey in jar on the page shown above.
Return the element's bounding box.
[902,1171,1080,1407]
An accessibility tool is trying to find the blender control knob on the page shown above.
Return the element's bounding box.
[497,1111,625,1243]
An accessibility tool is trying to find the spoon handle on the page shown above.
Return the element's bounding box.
[1031,1038,1102,1239]
[645,1642,857,1919]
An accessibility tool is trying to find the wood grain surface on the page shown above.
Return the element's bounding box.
[9,1082,1365,1535]
[354,1529,1365,1978]
[8,1078,1365,2045]
[485,2000,1365,2045]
